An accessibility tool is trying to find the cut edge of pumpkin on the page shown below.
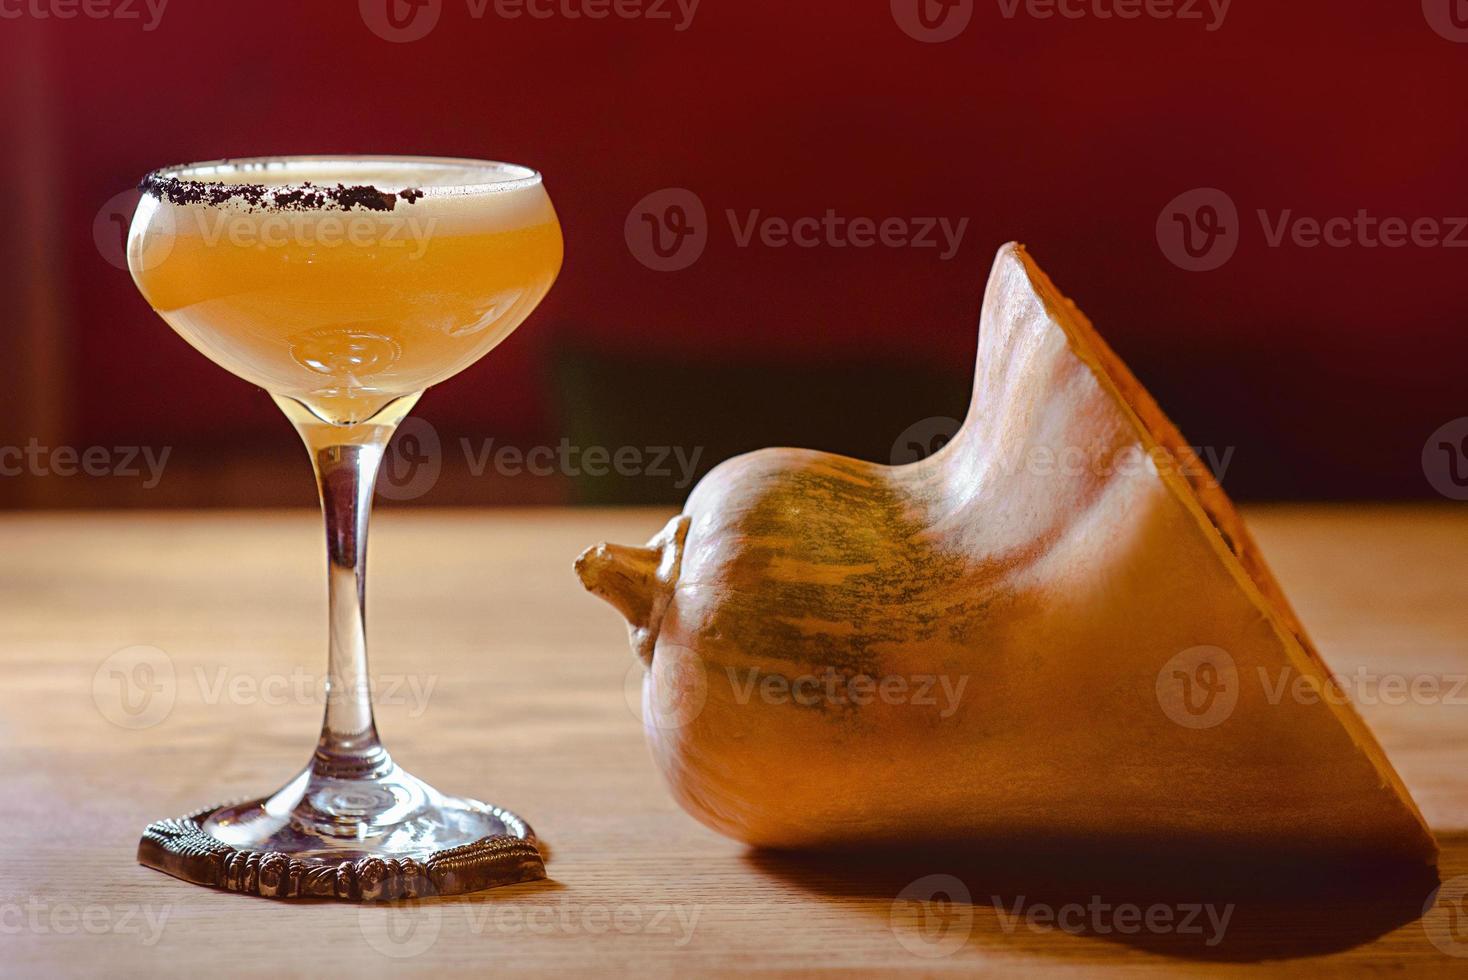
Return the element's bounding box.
[999,241,1436,861]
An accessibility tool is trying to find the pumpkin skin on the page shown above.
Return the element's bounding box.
[576,244,1435,862]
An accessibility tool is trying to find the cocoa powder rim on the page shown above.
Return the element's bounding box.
[138,156,542,213]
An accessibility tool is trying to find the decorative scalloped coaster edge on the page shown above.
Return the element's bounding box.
[138,803,546,901]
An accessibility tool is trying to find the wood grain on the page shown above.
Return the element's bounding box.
[1,505,1466,977]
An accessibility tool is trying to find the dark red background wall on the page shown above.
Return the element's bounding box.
[4,0,1465,503]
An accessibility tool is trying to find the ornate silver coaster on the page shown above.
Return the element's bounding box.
[138,802,545,901]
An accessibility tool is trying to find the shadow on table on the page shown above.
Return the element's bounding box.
[745,837,1440,963]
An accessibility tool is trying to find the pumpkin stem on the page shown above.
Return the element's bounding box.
[575,542,659,624]
[575,515,689,667]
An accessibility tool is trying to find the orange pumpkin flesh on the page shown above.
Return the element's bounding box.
[576,243,1436,863]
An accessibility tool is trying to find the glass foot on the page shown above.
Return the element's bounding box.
[138,763,543,901]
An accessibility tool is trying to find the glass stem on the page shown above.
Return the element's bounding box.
[276,393,420,782]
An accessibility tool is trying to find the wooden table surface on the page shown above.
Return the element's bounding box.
[2,505,1467,977]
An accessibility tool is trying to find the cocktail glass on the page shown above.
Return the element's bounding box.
[125,156,563,900]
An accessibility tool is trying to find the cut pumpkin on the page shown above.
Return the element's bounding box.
[577,243,1437,863]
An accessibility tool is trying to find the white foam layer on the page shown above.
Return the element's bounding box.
[169,156,541,193]
[152,156,554,236]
